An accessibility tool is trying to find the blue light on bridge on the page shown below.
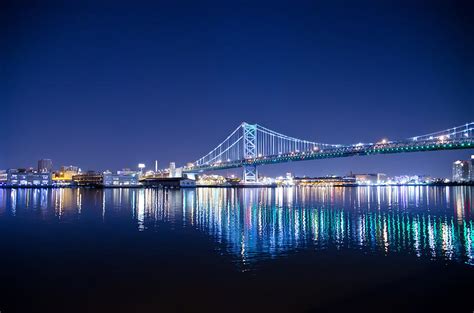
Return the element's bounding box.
[184,122,474,182]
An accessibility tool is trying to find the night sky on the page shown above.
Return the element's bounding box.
[2,0,473,178]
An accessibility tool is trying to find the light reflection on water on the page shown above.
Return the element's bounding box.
[0,186,473,266]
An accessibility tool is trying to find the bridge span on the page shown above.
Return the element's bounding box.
[180,122,474,182]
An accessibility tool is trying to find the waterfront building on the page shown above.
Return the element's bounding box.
[470,155,474,181]
[141,177,195,188]
[377,173,387,184]
[453,160,470,182]
[226,175,241,185]
[294,176,356,187]
[138,163,146,175]
[169,162,176,177]
[0,171,7,185]
[388,175,430,184]
[197,175,227,186]
[72,171,103,186]
[53,165,81,184]
[353,173,378,184]
[4,169,52,187]
[103,169,139,187]
[275,174,295,186]
[38,159,53,173]
[166,162,183,178]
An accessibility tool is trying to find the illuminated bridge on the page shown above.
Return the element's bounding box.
[182,122,474,182]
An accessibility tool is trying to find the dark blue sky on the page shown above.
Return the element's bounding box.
[2,0,473,177]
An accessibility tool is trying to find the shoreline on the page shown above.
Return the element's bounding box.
[0,182,473,189]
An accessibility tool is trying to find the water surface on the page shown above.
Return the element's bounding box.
[0,186,473,312]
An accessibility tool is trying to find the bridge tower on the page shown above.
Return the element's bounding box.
[243,123,258,183]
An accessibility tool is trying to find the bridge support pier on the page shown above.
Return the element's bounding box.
[243,165,258,183]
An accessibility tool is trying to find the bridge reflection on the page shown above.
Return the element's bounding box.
[179,187,473,265]
[0,186,472,265]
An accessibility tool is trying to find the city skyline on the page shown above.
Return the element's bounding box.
[3,152,474,182]
[1,124,472,178]
[1,2,474,312]
[2,1,473,177]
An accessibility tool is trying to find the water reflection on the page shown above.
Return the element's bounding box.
[0,186,472,266]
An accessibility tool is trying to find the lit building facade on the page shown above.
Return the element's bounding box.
[294,176,356,187]
[140,177,196,188]
[196,175,227,186]
[38,159,53,173]
[72,171,103,186]
[4,169,52,187]
[53,165,81,184]
[453,160,470,182]
[0,171,7,185]
[103,170,140,187]
[353,174,378,184]
[470,155,474,182]
[377,173,387,184]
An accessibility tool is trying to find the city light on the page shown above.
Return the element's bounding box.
[3,4,474,310]
[0,122,472,187]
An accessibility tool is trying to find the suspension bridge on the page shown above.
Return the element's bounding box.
[177,122,474,183]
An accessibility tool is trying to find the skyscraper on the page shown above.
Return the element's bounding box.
[38,159,53,173]
[169,162,176,177]
[452,160,469,182]
[469,155,474,182]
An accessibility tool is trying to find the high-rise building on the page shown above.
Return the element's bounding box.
[469,155,474,182]
[138,163,146,175]
[38,159,53,173]
[169,162,176,177]
[452,160,469,182]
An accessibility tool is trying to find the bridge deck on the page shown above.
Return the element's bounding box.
[184,138,474,172]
